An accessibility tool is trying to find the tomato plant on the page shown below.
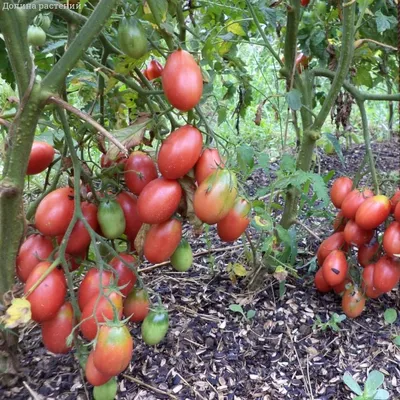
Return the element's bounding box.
[342,286,366,318]
[330,177,353,209]
[195,148,225,185]
[123,288,150,322]
[355,195,391,230]
[109,254,137,297]
[170,239,193,272]
[141,306,169,345]
[97,199,126,239]
[26,142,55,175]
[322,250,348,287]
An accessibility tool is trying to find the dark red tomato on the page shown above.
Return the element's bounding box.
[109,254,137,297]
[390,189,400,213]
[77,268,114,311]
[144,219,182,263]
[357,241,380,268]
[158,125,203,179]
[333,210,348,232]
[41,302,74,354]
[373,256,400,293]
[80,292,123,341]
[93,324,133,376]
[162,49,203,112]
[194,169,238,224]
[85,351,113,387]
[144,59,163,80]
[361,264,382,299]
[217,198,251,242]
[100,152,127,169]
[123,288,150,322]
[300,0,310,7]
[383,221,400,257]
[343,219,373,247]
[27,141,55,175]
[316,232,348,266]
[341,189,374,219]
[330,177,353,209]
[137,177,182,224]
[24,261,66,322]
[342,286,366,318]
[16,234,53,282]
[396,202,400,222]
[35,187,75,236]
[314,268,331,292]
[195,148,225,185]
[124,151,158,195]
[333,277,352,296]
[355,195,391,230]
[322,250,348,287]
[116,192,143,241]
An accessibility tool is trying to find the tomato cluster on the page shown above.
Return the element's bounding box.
[314,177,400,318]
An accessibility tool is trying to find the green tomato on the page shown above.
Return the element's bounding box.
[27,26,46,47]
[315,1,327,17]
[141,306,169,346]
[170,239,193,272]
[97,199,126,239]
[118,17,148,59]
[93,377,118,400]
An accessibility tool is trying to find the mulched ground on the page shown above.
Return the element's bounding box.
[1,140,400,400]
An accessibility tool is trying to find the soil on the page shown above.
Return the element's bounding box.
[1,141,400,400]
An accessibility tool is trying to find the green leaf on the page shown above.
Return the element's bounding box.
[258,153,270,170]
[246,309,256,320]
[227,22,246,37]
[384,308,397,324]
[145,0,168,23]
[364,370,384,396]
[374,389,390,400]
[285,89,302,111]
[343,372,363,395]
[237,144,255,172]
[375,11,397,33]
[353,65,373,88]
[324,133,345,167]
[393,336,400,346]
[218,107,227,126]
[229,304,244,314]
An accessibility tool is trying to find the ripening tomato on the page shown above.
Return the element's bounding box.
[80,292,123,341]
[124,151,158,195]
[77,268,114,311]
[141,306,169,345]
[330,177,353,208]
[333,211,348,232]
[361,264,382,299]
[85,351,113,387]
[16,234,53,282]
[343,219,374,247]
[123,288,150,322]
[144,219,182,263]
[144,59,163,80]
[333,277,352,296]
[341,189,374,219]
[383,221,400,257]
[314,268,331,292]
[158,125,203,179]
[116,192,143,241]
[41,302,74,354]
[93,324,133,376]
[97,199,126,239]
[322,250,348,287]
[109,254,137,297]
[26,142,55,175]
[316,232,348,266]
[217,198,251,242]
[194,169,238,225]
[195,148,225,185]
[162,49,203,111]
[390,189,400,213]
[373,256,400,293]
[137,177,182,224]
[395,202,400,222]
[357,240,380,268]
[342,286,366,318]
[170,239,193,272]
[355,195,391,230]
[24,261,66,322]
[35,187,75,236]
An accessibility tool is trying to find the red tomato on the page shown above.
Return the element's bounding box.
[85,351,113,387]
[194,169,238,224]
[373,256,400,293]
[93,324,133,376]
[341,189,373,219]
[24,261,66,322]
[137,177,182,224]
[41,302,74,354]
[124,151,158,195]
[355,195,391,230]
[396,202,400,222]
[300,0,310,7]
[27,141,55,175]
[16,234,53,282]
[144,59,163,80]
[116,192,143,241]
[330,177,353,208]
[123,288,150,322]
[109,254,137,297]
[342,286,366,318]
[361,264,382,299]
[35,187,75,236]
[390,189,400,213]
[343,219,374,247]
[314,268,331,292]
[333,277,352,296]
[144,219,182,263]
[162,49,203,111]
[322,250,348,287]
[383,221,400,257]
[333,211,348,232]
[80,292,123,341]
[357,241,380,268]
[158,125,203,179]
[316,232,348,266]
[195,148,225,185]
[77,268,114,311]
[217,198,251,242]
